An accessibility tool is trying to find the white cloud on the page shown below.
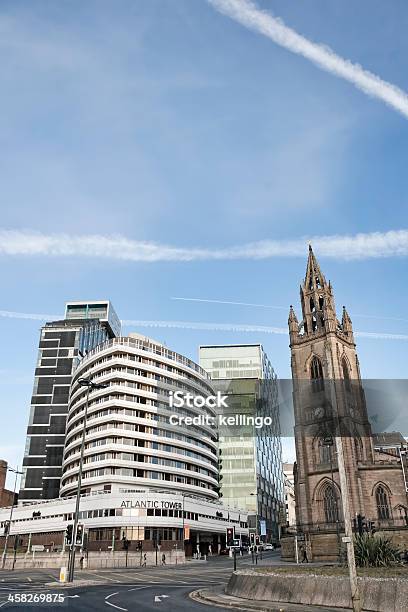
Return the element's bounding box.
[208,0,408,119]
[0,228,407,262]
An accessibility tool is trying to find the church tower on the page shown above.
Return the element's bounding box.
[289,246,374,541]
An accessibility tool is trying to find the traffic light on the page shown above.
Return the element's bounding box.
[226,527,234,547]
[368,520,376,534]
[122,535,130,550]
[255,535,260,546]
[249,533,255,546]
[65,524,73,546]
[75,524,84,546]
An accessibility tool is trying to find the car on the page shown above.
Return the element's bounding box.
[263,543,274,550]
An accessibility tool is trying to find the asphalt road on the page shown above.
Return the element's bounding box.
[0,550,282,611]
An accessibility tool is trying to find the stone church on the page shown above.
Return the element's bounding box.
[283,246,408,561]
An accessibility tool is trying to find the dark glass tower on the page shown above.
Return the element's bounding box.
[19,301,120,503]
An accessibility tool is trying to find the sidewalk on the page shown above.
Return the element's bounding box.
[190,585,352,612]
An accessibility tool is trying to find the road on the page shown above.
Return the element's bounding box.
[0,550,282,610]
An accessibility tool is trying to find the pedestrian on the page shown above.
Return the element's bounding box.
[301,546,309,563]
[80,555,84,570]
[141,553,147,567]
[161,553,166,565]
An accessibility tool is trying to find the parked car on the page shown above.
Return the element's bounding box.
[263,543,275,550]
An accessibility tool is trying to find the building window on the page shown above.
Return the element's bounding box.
[319,441,332,464]
[376,485,391,520]
[311,357,324,392]
[323,483,339,523]
[342,359,351,392]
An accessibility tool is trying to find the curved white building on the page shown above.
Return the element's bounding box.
[60,334,219,500]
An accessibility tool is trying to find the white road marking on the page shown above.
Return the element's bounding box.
[154,594,169,603]
[92,572,120,582]
[106,572,160,583]
[27,577,32,582]
[105,592,128,611]
[105,601,128,611]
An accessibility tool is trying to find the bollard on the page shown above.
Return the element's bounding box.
[59,566,67,583]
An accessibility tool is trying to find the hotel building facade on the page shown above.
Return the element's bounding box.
[1,332,248,557]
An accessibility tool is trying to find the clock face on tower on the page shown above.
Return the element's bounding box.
[313,406,325,420]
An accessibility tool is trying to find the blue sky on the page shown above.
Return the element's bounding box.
[1,0,408,481]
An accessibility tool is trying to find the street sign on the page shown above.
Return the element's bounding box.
[31,545,45,552]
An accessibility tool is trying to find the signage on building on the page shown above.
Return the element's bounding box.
[120,499,182,510]
[278,508,287,525]
[259,520,266,536]
[184,525,190,540]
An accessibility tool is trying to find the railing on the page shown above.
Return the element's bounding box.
[74,337,211,380]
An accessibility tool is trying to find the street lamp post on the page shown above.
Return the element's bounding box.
[1,466,23,569]
[67,377,108,583]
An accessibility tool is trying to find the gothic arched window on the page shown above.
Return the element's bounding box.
[323,483,339,523]
[342,358,351,392]
[311,356,324,392]
[376,485,391,520]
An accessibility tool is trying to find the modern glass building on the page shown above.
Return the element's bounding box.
[19,301,120,504]
[199,344,284,543]
[60,333,219,500]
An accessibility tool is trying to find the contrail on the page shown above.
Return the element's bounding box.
[121,319,408,341]
[122,319,288,335]
[171,297,287,310]
[0,309,60,321]
[171,297,408,324]
[208,0,408,119]
[0,310,406,340]
[1,228,408,261]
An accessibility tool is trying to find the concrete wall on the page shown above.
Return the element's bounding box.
[2,549,185,571]
[226,570,408,612]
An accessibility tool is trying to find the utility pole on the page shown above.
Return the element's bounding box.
[335,435,361,612]
[67,376,108,583]
[1,466,22,569]
[329,379,361,612]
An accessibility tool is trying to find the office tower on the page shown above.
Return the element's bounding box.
[199,344,284,542]
[60,333,219,500]
[19,301,120,503]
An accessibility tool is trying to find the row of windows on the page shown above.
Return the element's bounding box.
[67,437,215,466]
[62,468,214,489]
[65,452,215,477]
[67,400,215,441]
[75,347,211,390]
[72,368,210,404]
[68,403,215,437]
[66,420,215,455]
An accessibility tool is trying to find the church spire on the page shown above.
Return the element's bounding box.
[341,306,354,340]
[288,305,299,342]
[304,244,327,292]
[300,245,336,335]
